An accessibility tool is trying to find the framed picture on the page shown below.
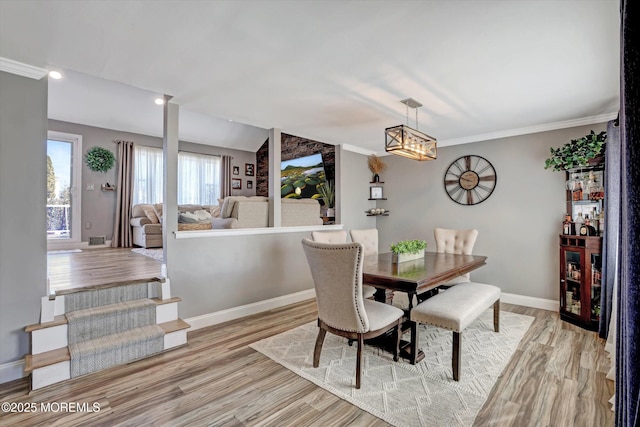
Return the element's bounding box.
[232,166,240,175]
[232,178,242,190]
[247,180,253,190]
[245,163,254,176]
[370,186,384,199]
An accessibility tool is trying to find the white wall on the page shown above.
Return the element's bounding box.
[377,123,607,301]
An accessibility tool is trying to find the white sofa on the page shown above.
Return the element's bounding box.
[211,196,323,229]
[131,204,215,248]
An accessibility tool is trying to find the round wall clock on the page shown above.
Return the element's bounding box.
[444,155,497,205]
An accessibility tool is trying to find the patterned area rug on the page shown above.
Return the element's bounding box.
[250,310,534,427]
[131,248,163,261]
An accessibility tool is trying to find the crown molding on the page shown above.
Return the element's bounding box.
[439,112,618,147]
[0,57,48,80]
[341,143,377,156]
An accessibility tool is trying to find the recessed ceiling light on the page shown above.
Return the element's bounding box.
[48,70,63,80]
[154,98,164,105]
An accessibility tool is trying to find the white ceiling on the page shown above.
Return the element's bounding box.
[0,0,620,153]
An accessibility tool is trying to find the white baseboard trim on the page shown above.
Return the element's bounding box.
[501,292,559,312]
[186,289,316,331]
[0,359,26,384]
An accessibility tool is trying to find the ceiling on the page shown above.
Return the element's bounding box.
[0,0,620,153]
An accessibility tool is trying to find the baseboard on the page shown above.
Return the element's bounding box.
[501,292,559,311]
[47,240,112,251]
[0,359,26,384]
[186,289,316,331]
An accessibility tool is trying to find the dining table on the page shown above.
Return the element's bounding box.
[362,251,488,363]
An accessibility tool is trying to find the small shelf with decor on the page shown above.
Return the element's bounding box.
[365,210,389,217]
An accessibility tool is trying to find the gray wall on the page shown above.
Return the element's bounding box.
[48,120,257,242]
[0,71,48,366]
[338,148,377,231]
[377,123,607,301]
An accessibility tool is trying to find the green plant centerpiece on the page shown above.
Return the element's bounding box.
[85,146,115,173]
[390,239,427,263]
[544,130,606,171]
[316,180,335,208]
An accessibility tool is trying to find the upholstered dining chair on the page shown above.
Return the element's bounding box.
[417,227,479,303]
[301,238,404,389]
[310,230,348,244]
[348,229,379,300]
[434,228,479,285]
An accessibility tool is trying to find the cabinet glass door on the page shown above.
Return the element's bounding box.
[591,253,602,322]
[564,250,582,316]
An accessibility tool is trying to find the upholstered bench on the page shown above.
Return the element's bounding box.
[410,282,501,380]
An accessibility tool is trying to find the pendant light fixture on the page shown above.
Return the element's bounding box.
[385,98,437,161]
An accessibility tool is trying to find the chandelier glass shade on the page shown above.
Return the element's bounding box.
[385,98,437,161]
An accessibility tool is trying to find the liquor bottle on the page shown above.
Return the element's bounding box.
[574,212,584,236]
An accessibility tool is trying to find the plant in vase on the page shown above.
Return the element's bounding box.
[367,154,387,182]
[390,239,427,263]
[544,130,607,171]
[317,180,335,216]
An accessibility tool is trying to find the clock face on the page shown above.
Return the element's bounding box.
[444,155,497,205]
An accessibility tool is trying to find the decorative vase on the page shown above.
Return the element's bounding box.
[326,208,335,217]
[372,173,380,183]
[391,249,425,263]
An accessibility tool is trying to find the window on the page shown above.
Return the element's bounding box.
[133,146,221,206]
[178,151,221,205]
[47,131,82,243]
[133,146,163,205]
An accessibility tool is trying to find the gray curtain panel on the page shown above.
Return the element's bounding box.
[599,119,620,339]
[221,155,233,199]
[111,140,134,247]
[616,1,640,425]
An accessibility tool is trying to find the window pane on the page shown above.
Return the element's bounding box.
[47,139,73,239]
[178,152,221,205]
[133,146,163,205]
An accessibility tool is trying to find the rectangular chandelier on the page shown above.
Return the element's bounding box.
[385,124,437,161]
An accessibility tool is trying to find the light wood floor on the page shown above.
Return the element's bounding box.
[0,300,613,426]
[48,248,162,295]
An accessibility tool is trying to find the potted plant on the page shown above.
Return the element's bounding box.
[317,180,335,216]
[544,130,607,171]
[390,239,427,263]
[367,154,387,182]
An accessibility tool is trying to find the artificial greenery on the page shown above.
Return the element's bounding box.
[390,239,427,255]
[85,146,115,173]
[544,130,606,171]
[316,180,335,208]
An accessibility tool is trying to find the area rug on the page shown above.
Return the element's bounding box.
[250,310,534,427]
[131,248,163,261]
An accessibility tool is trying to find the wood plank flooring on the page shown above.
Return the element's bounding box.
[0,300,613,426]
[48,248,162,294]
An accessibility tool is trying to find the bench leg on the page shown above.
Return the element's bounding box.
[452,331,461,381]
[411,321,419,365]
[493,299,500,333]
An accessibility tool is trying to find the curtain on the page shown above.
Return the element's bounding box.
[132,145,163,205]
[599,119,620,339]
[616,1,640,426]
[177,151,221,205]
[220,155,233,199]
[111,140,134,248]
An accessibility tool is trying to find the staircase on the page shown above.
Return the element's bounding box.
[24,279,189,390]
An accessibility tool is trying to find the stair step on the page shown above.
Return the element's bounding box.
[25,319,190,372]
[25,297,182,332]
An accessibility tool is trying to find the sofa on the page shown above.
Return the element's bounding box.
[131,203,215,248]
[211,196,324,229]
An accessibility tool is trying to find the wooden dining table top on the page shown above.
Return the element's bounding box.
[362,251,488,295]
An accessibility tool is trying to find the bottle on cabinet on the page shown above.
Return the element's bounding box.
[574,212,584,236]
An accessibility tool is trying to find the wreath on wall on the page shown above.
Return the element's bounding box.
[85,146,115,173]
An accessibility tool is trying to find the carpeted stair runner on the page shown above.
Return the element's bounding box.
[64,283,166,378]
[69,324,164,377]
[64,282,148,312]
[66,299,157,344]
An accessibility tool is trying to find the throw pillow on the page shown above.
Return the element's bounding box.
[153,203,163,222]
[142,205,159,224]
[192,209,212,222]
[178,212,199,223]
[210,206,221,218]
